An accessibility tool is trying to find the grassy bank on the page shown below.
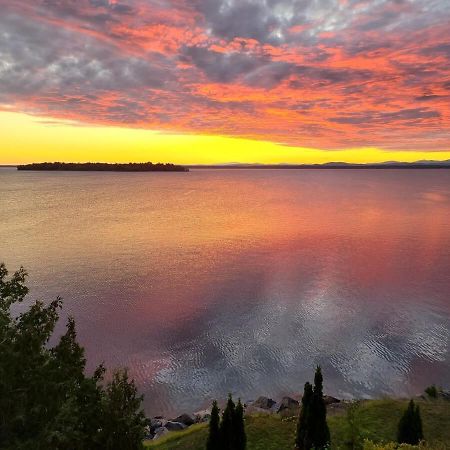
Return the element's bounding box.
[144,398,450,449]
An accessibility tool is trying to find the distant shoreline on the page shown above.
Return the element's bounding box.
[187,162,450,169]
[5,161,450,170]
[16,162,189,172]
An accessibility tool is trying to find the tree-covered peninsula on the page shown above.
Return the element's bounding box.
[17,162,189,172]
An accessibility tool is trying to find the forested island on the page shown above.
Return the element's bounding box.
[17,162,189,172]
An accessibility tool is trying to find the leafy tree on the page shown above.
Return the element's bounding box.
[206,400,221,450]
[0,263,147,449]
[220,394,236,450]
[397,400,424,445]
[100,369,147,450]
[311,366,330,448]
[296,382,313,450]
[234,398,246,450]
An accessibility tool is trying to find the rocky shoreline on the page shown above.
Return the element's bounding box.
[145,394,343,441]
[145,389,450,441]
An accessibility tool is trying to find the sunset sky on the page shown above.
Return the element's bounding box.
[1,0,450,164]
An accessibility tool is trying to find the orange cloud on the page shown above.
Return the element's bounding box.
[0,0,449,157]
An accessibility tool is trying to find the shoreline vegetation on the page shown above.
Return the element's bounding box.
[146,396,450,449]
[2,263,449,450]
[17,162,189,172]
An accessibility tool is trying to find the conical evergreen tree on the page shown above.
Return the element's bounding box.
[234,398,246,450]
[414,404,424,443]
[220,394,236,450]
[206,400,221,450]
[311,366,330,448]
[397,400,424,445]
[295,382,313,450]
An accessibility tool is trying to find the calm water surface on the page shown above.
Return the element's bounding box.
[1,168,449,415]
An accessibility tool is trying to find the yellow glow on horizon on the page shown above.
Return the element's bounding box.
[1,111,450,165]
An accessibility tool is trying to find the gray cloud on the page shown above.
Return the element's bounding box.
[329,108,441,125]
[0,13,172,100]
[181,45,268,83]
[182,44,376,88]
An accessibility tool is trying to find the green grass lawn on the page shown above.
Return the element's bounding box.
[145,399,450,449]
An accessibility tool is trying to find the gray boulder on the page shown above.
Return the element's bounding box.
[153,427,169,440]
[252,396,276,410]
[277,396,299,414]
[165,421,187,431]
[323,395,340,405]
[150,417,166,431]
[173,413,196,426]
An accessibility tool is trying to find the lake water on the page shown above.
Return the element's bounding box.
[1,167,449,416]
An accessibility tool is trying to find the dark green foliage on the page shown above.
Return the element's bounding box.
[17,162,188,172]
[295,367,330,450]
[234,399,246,450]
[220,394,236,450]
[296,382,313,450]
[425,385,439,399]
[345,401,364,450]
[397,399,424,445]
[206,394,246,450]
[206,400,221,450]
[100,369,147,450]
[0,263,147,450]
[311,366,330,448]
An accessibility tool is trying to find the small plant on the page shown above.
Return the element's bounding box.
[424,385,439,399]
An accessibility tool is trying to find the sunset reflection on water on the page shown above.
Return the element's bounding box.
[1,168,449,415]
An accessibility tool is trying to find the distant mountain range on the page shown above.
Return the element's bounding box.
[188,160,450,169]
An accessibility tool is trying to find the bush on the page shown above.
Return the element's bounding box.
[424,385,439,399]
[345,400,365,449]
